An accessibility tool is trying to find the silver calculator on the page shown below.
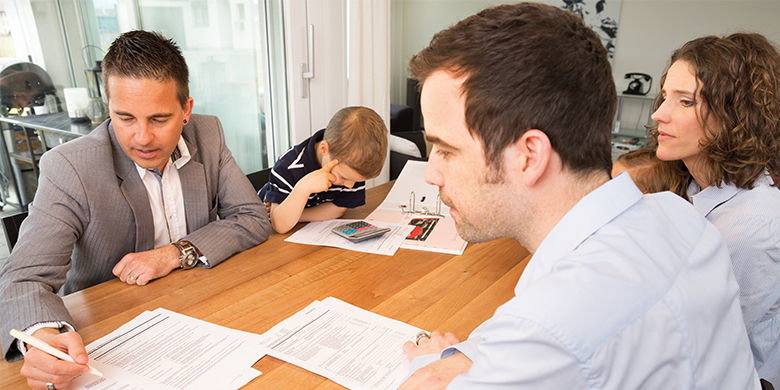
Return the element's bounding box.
[332,221,391,243]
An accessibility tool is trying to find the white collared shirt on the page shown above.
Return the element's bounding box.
[410,173,759,389]
[18,139,206,355]
[135,137,191,248]
[689,174,780,383]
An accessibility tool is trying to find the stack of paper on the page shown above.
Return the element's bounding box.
[72,308,265,390]
[285,219,414,256]
[367,161,468,255]
[259,297,423,390]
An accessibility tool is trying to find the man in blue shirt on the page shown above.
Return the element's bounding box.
[399,3,760,389]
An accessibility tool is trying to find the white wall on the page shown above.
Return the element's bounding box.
[391,0,506,105]
[392,0,780,104]
[612,0,780,95]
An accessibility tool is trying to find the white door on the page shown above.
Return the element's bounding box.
[285,0,390,183]
[285,0,349,143]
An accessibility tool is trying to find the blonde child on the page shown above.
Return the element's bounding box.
[259,106,388,233]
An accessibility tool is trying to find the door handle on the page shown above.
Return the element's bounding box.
[301,24,314,98]
[303,24,314,80]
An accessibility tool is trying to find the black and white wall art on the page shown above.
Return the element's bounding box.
[559,0,622,59]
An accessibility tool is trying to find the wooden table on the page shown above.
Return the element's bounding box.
[0,182,531,389]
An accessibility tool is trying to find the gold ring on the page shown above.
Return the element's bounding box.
[128,274,136,281]
[415,331,431,345]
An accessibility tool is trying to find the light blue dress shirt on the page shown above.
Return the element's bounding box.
[689,174,780,383]
[409,173,759,389]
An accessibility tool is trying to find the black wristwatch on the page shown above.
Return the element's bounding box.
[172,240,200,269]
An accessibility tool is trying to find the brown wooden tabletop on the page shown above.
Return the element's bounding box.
[0,181,531,389]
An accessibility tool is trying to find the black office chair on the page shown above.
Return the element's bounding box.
[391,104,415,133]
[246,168,271,193]
[2,210,28,250]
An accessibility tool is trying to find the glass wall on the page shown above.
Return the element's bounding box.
[78,0,288,172]
[0,7,16,58]
[87,0,136,53]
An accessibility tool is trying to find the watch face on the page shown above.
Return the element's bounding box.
[177,241,199,269]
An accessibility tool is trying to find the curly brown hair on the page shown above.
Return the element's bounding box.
[615,148,690,199]
[650,33,780,189]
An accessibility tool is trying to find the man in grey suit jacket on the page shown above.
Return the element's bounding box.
[0,31,271,389]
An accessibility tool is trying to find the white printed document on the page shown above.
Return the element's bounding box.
[285,219,414,256]
[367,161,468,255]
[72,308,265,390]
[259,297,423,390]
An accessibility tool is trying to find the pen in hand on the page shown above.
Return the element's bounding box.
[10,329,104,377]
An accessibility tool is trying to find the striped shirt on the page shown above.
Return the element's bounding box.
[689,174,780,383]
[259,129,365,208]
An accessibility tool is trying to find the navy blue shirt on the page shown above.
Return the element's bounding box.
[259,129,366,208]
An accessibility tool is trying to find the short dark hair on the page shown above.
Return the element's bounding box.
[102,30,189,105]
[651,33,780,188]
[409,3,615,175]
[324,106,388,178]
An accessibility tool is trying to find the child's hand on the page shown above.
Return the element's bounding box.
[296,159,339,195]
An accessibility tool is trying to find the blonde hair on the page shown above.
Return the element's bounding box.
[324,106,388,178]
[615,148,689,199]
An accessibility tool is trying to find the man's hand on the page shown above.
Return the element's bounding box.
[399,351,473,390]
[400,332,469,390]
[20,328,89,390]
[112,245,180,286]
[402,331,460,361]
[295,159,338,195]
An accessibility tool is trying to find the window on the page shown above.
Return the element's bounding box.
[0,9,16,58]
[192,0,209,27]
[77,0,289,172]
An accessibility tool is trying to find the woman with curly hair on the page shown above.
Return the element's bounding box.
[652,32,780,383]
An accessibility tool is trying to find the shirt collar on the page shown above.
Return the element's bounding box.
[519,173,643,289]
[688,173,773,217]
[134,136,191,178]
[173,136,191,169]
[302,129,326,170]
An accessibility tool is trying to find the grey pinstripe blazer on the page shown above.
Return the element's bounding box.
[0,114,271,360]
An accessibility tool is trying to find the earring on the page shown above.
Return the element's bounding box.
[183,119,188,124]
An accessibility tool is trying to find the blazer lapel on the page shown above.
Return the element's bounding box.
[179,136,209,232]
[109,124,155,252]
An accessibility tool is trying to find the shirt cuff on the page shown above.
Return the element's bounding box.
[18,321,76,355]
[408,352,442,376]
[443,339,479,361]
[186,241,209,267]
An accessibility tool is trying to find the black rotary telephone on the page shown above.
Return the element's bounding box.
[623,73,652,95]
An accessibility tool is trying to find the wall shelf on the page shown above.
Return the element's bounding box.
[611,93,654,160]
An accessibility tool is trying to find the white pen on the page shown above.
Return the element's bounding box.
[10,329,104,377]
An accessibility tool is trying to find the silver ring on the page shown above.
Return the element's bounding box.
[415,331,431,345]
[46,383,56,390]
